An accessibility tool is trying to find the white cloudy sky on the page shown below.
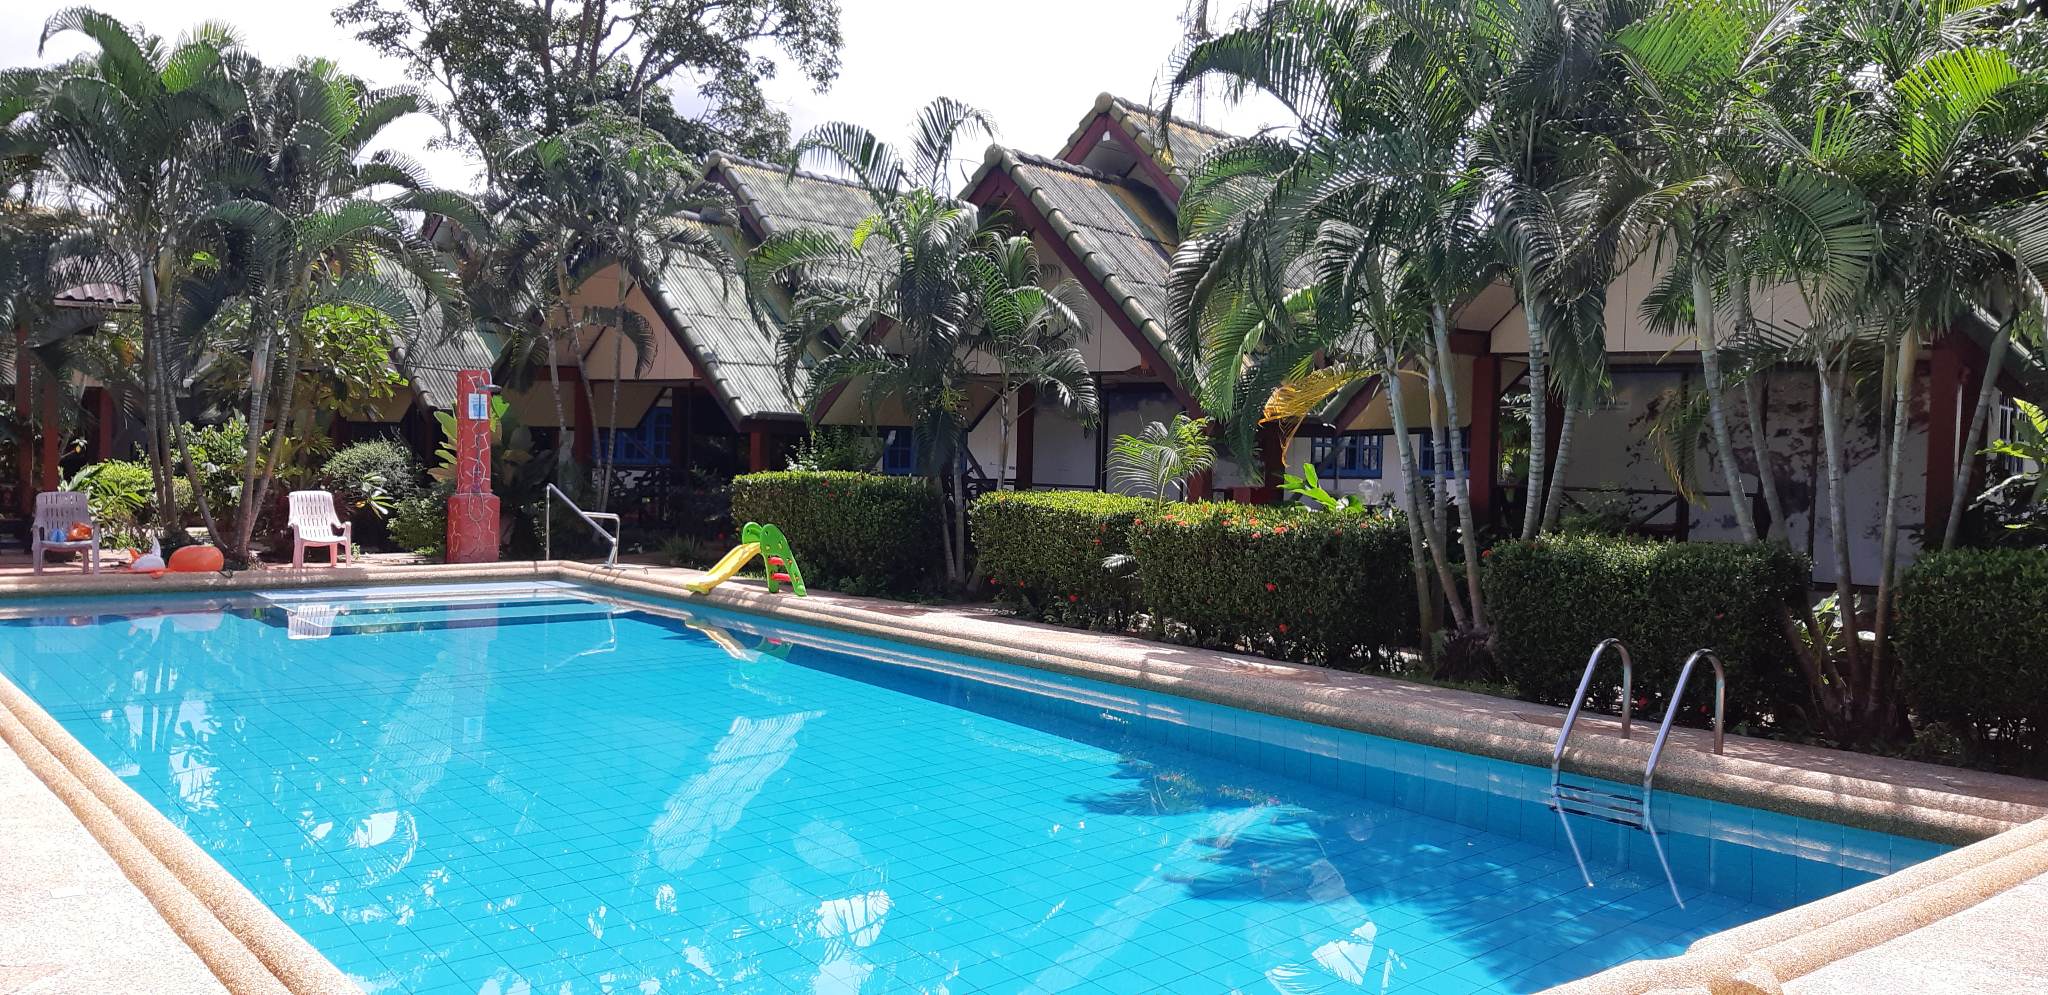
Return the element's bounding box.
[3,0,1291,191]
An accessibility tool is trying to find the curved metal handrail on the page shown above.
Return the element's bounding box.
[1550,638,1634,787]
[543,483,621,568]
[1643,648,1726,794]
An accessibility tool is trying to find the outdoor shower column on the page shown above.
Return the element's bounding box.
[446,369,500,563]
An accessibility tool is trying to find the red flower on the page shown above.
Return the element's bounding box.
[1068,594,1079,602]
[1265,582,1277,592]
[1278,623,1290,633]
[1251,531,1263,539]
[1134,519,1145,526]
[989,576,999,585]
[1481,548,1493,558]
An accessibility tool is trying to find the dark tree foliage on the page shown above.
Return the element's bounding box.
[332,0,843,169]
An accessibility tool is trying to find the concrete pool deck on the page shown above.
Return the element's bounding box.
[0,558,2043,994]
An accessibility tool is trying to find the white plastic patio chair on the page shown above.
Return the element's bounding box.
[288,490,354,568]
[32,491,101,575]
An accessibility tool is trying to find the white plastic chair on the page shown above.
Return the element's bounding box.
[32,491,100,575]
[288,490,354,568]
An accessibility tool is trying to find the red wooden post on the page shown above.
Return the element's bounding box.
[1013,385,1036,490]
[94,387,116,460]
[570,370,594,467]
[1924,335,1968,535]
[748,428,769,472]
[445,370,500,563]
[1468,354,1502,528]
[14,325,30,512]
[39,371,60,492]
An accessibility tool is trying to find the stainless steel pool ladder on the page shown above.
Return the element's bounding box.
[1548,638,1642,826]
[1641,649,1725,794]
[543,483,621,568]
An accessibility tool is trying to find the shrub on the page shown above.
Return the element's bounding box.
[65,459,155,548]
[1130,502,1415,668]
[971,490,1149,628]
[1897,548,2048,767]
[729,471,941,595]
[1483,534,1810,730]
[322,438,425,515]
[387,492,446,558]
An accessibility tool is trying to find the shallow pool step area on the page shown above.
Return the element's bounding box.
[253,583,613,638]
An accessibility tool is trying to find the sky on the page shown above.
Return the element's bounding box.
[2,0,1290,192]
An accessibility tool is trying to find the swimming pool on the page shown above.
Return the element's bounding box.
[0,582,1946,994]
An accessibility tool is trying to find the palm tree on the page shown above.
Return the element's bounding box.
[202,57,467,560]
[21,7,240,537]
[1166,0,1510,668]
[965,235,1099,493]
[748,97,998,590]
[478,112,729,509]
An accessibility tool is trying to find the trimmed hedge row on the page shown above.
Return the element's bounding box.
[970,490,1148,628]
[1133,502,1416,667]
[1897,548,2048,763]
[972,492,1416,667]
[730,471,941,595]
[1482,534,1811,730]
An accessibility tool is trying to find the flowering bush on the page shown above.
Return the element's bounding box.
[1129,502,1414,668]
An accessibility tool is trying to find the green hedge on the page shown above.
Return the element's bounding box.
[1130,502,1415,668]
[1483,534,1810,730]
[1898,549,2048,763]
[970,490,1149,628]
[730,471,941,595]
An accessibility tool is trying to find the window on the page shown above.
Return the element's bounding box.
[1413,429,1470,478]
[881,427,919,475]
[596,406,673,466]
[1308,433,1384,479]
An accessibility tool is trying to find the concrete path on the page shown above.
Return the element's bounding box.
[0,739,224,995]
[1784,870,2048,995]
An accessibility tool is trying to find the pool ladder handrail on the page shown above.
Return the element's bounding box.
[1549,637,1634,789]
[1642,648,1725,794]
[542,483,621,568]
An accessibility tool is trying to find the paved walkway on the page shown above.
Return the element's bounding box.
[1786,870,2048,994]
[0,739,223,995]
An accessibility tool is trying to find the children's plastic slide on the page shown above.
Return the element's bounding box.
[684,522,806,596]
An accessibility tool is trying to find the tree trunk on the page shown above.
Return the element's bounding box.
[548,267,577,480]
[1943,320,2010,550]
[137,259,177,529]
[1742,369,1787,541]
[248,328,306,557]
[1431,304,1485,628]
[1384,344,1467,631]
[229,305,278,562]
[1693,266,1758,542]
[994,387,1011,494]
[1425,357,1453,551]
[1866,330,1919,730]
[1520,273,1549,541]
[1540,386,1579,533]
[1814,352,1863,691]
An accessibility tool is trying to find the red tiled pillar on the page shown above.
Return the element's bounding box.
[445,369,500,563]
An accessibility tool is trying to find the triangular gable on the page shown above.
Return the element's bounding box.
[962,145,1198,412]
[1056,92,1238,203]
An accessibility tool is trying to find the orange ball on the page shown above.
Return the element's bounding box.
[166,545,226,573]
[67,522,94,541]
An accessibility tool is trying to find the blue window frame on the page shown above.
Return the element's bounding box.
[597,406,673,466]
[1308,433,1384,479]
[1413,429,1470,478]
[881,427,919,475]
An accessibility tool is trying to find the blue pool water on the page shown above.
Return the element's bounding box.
[0,583,1946,994]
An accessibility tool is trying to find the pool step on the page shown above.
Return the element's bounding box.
[1550,780,1648,829]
